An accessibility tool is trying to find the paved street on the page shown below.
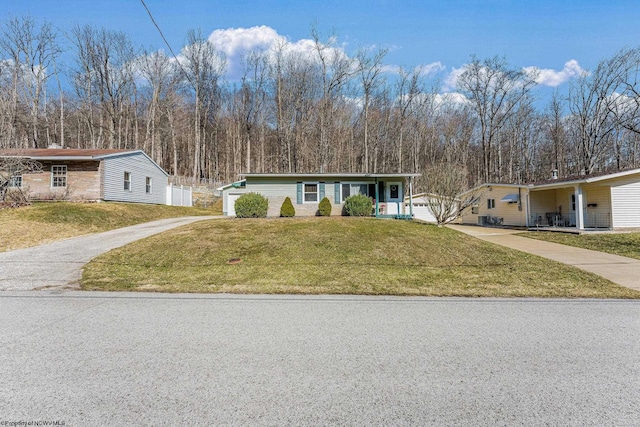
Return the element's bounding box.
[1,292,639,426]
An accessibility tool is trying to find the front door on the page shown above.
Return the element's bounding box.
[386,182,401,202]
[385,182,402,215]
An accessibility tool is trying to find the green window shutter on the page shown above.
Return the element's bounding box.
[319,182,325,200]
[296,182,302,204]
[334,182,340,203]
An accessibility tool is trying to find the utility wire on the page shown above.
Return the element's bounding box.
[139,0,194,86]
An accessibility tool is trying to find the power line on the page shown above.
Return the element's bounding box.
[139,0,193,85]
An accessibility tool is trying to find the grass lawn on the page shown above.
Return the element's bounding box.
[0,200,220,252]
[522,231,640,260]
[82,217,640,298]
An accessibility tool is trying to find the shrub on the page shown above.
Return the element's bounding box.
[280,196,295,217]
[234,192,269,218]
[344,194,373,217]
[318,197,331,216]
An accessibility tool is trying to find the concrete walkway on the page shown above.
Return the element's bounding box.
[0,216,219,291]
[448,224,640,291]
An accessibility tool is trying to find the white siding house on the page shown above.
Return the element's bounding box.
[0,148,190,206]
[460,168,640,230]
[101,151,168,204]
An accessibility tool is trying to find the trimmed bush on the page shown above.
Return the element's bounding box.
[318,197,331,216]
[343,194,373,217]
[280,196,295,217]
[234,192,269,218]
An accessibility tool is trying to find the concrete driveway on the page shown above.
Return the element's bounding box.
[1,293,639,426]
[0,216,218,291]
[448,224,640,291]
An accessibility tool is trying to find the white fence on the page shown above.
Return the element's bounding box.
[166,184,193,207]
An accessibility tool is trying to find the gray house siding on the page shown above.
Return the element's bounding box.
[101,152,167,204]
[219,174,418,217]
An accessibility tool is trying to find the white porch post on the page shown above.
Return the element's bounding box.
[575,184,585,230]
[409,177,414,218]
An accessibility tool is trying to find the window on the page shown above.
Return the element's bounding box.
[9,174,22,188]
[487,198,496,209]
[471,205,479,214]
[342,183,369,199]
[304,183,318,202]
[145,177,152,194]
[51,165,67,188]
[124,172,131,191]
[390,184,400,200]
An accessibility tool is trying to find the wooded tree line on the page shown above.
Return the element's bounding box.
[1,16,640,189]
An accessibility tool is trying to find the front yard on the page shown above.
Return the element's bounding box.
[81,217,639,298]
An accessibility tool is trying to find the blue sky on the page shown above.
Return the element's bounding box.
[5,0,640,92]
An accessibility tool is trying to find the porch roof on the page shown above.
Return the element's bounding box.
[531,168,640,190]
[240,172,421,179]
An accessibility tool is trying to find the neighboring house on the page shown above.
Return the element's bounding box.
[459,168,640,230]
[406,193,459,224]
[0,147,191,206]
[459,183,528,227]
[219,173,420,218]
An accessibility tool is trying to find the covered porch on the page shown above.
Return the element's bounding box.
[528,182,612,231]
[370,174,420,219]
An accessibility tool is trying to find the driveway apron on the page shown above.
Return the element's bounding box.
[0,216,218,291]
[448,224,640,291]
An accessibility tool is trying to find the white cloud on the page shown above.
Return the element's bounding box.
[208,26,283,58]
[434,92,469,107]
[443,66,466,91]
[206,26,349,80]
[524,60,585,87]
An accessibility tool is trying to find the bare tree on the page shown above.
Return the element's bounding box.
[0,156,42,202]
[419,162,478,225]
[355,47,387,172]
[456,56,538,182]
[181,28,226,180]
[392,66,422,172]
[0,17,61,148]
[70,25,138,148]
[568,47,640,174]
[312,26,353,172]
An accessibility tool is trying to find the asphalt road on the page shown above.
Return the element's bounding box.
[0,216,217,291]
[1,293,639,426]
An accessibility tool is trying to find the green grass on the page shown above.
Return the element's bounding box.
[0,201,220,252]
[522,231,640,260]
[81,217,640,298]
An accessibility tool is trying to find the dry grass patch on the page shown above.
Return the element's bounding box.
[0,201,218,252]
[81,217,640,298]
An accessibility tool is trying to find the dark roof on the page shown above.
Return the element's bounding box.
[531,168,640,186]
[241,172,421,178]
[0,148,134,158]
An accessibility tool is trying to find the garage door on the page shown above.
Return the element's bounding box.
[611,182,640,227]
[410,203,437,223]
[228,193,242,217]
